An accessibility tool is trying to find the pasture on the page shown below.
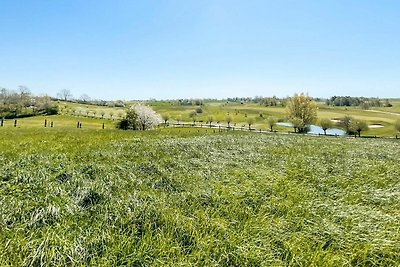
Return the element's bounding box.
[0,126,399,266]
[55,99,400,137]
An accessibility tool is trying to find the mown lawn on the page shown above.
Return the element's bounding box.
[0,128,399,266]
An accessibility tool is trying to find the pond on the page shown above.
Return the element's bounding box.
[276,122,346,136]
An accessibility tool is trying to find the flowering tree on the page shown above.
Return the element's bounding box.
[122,104,161,130]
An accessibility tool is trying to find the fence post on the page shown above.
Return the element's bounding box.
[51,121,53,128]
[77,121,80,128]
[44,119,47,127]
[102,123,105,129]
[0,118,3,127]
[14,120,17,127]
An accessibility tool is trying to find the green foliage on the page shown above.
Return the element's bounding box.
[319,118,334,135]
[287,93,317,132]
[350,119,368,137]
[267,117,277,131]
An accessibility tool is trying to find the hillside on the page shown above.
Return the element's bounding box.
[0,127,399,266]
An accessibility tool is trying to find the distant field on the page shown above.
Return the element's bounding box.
[55,99,400,137]
[0,127,399,266]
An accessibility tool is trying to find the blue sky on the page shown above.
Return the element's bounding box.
[0,0,399,100]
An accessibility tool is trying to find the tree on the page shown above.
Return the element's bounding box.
[395,119,400,133]
[80,94,91,103]
[207,116,213,128]
[58,89,73,101]
[162,114,170,126]
[286,93,317,132]
[226,115,232,128]
[121,104,161,131]
[341,115,353,133]
[267,117,276,132]
[291,117,304,133]
[350,119,368,137]
[247,117,254,130]
[189,111,197,124]
[319,118,333,135]
[109,111,114,119]
[101,111,106,119]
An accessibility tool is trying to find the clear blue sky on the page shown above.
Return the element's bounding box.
[1,0,399,100]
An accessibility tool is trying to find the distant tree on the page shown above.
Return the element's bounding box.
[109,111,114,119]
[130,104,161,130]
[189,111,197,124]
[395,119,400,133]
[80,94,91,103]
[162,114,170,126]
[291,117,304,133]
[350,119,368,137]
[247,117,255,130]
[195,107,203,113]
[286,93,317,133]
[226,115,232,128]
[319,118,333,135]
[58,89,73,101]
[101,111,106,119]
[117,108,138,130]
[92,110,97,118]
[207,116,213,127]
[341,115,353,134]
[267,117,276,132]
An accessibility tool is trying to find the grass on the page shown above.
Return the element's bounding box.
[0,126,399,266]
[55,99,400,136]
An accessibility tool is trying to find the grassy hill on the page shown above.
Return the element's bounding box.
[0,126,399,266]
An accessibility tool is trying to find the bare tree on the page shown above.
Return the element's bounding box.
[80,94,91,103]
[58,89,73,101]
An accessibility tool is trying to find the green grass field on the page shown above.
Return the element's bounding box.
[54,99,400,137]
[1,126,399,266]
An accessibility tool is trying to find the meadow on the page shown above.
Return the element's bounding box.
[0,126,399,266]
[56,99,400,137]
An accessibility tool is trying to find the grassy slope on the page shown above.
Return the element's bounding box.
[0,127,399,266]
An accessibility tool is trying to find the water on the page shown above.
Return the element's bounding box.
[276,122,346,136]
[307,124,346,136]
[276,122,293,127]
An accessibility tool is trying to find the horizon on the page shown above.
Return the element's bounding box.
[1,1,399,100]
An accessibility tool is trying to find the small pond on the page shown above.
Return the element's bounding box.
[276,122,346,136]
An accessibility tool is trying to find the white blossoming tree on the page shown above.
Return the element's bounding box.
[120,104,161,130]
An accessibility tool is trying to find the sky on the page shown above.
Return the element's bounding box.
[0,0,399,100]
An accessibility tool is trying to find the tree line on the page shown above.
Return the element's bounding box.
[0,86,58,119]
[326,96,392,108]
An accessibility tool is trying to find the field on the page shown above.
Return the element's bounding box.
[56,99,400,137]
[1,126,399,266]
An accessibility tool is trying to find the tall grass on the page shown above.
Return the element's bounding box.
[0,128,399,266]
